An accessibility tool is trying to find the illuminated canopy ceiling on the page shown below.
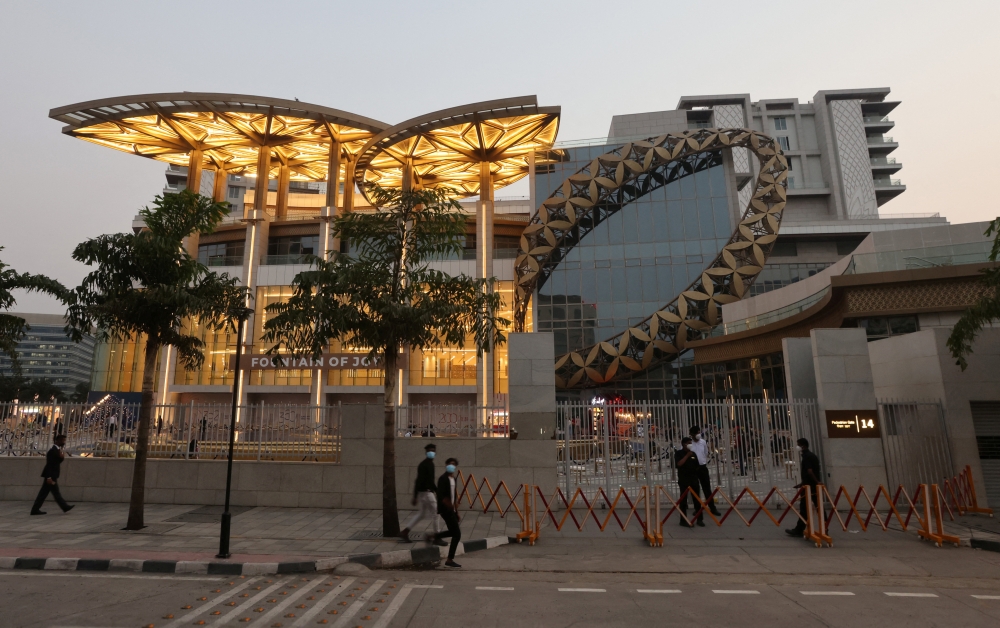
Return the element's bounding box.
[49,93,388,182]
[354,96,560,201]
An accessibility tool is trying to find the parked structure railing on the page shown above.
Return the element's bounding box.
[0,402,341,462]
[397,403,509,438]
[556,399,820,501]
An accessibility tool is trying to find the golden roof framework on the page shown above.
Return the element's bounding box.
[353,96,560,201]
[49,93,388,183]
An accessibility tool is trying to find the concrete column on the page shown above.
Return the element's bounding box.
[275,163,291,219]
[507,332,556,441]
[308,141,342,410]
[476,163,494,409]
[810,328,888,491]
[183,149,206,258]
[343,155,356,213]
[239,147,273,407]
[212,167,227,202]
[186,149,204,193]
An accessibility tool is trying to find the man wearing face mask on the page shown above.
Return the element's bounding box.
[786,438,822,537]
[675,436,703,527]
[400,443,445,544]
[688,426,722,517]
[433,457,463,568]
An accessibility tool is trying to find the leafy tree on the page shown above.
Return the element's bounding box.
[21,378,66,403]
[70,381,91,403]
[66,190,249,530]
[0,247,69,373]
[948,218,1000,370]
[262,185,507,536]
[0,373,26,403]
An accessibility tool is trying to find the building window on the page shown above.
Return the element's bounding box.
[227,186,242,199]
[777,136,791,151]
[770,241,798,257]
[773,117,787,131]
[858,316,919,341]
[198,241,245,267]
[265,235,319,264]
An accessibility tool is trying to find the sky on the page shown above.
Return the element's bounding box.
[1,0,998,314]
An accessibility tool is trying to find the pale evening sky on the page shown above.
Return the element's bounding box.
[1,0,997,314]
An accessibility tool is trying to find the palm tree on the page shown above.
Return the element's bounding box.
[262,185,507,536]
[948,217,1000,369]
[0,247,68,373]
[66,190,249,530]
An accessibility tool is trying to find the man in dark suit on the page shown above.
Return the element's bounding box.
[675,437,704,527]
[433,457,462,568]
[31,434,74,515]
[786,438,822,537]
[400,443,443,543]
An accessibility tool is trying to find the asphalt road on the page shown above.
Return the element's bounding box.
[4,568,1000,628]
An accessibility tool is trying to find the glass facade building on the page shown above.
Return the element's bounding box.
[532,144,741,400]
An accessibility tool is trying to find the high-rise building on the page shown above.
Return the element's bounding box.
[0,313,96,396]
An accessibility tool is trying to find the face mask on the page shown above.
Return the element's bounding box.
[797,446,803,451]
[446,464,457,474]
[426,451,435,459]
[693,434,701,441]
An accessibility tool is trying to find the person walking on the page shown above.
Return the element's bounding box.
[675,436,703,527]
[433,457,463,568]
[400,443,445,544]
[31,433,74,515]
[689,425,722,517]
[786,438,822,537]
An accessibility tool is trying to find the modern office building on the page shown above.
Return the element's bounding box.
[0,313,96,396]
[49,87,954,405]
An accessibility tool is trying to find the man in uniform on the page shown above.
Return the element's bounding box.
[786,438,822,537]
[689,426,722,517]
[400,443,445,544]
[31,433,74,515]
[675,436,703,527]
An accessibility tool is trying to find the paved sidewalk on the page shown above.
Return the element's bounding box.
[0,500,523,563]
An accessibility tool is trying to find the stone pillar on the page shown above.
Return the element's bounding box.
[476,163,494,410]
[810,328,888,491]
[212,167,227,202]
[183,149,205,258]
[507,332,556,439]
[275,163,291,219]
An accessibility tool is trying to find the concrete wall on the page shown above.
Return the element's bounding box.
[810,328,889,490]
[869,327,1000,505]
[1,398,558,508]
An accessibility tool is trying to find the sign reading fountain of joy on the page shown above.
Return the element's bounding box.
[512,128,788,388]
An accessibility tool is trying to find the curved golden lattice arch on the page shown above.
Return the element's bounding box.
[512,128,788,389]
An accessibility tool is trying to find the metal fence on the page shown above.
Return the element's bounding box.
[0,402,341,462]
[878,399,954,490]
[556,399,820,501]
[397,404,509,438]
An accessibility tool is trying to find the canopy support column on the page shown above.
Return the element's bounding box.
[477,163,495,413]
[239,147,273,409]
[275,163,291,219]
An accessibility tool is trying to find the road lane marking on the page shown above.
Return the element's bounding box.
[255,574,329,626]
[288,577,356,626]
[559,588,606,592]
[713,590,759,594]
[212,577,292,625]
[972,595,1000,599]
[884,592,938,598]
[476,586,515,590]
[330,580,385,628]
[372,585,420,628]
[637,589,682,593]
[0,572,219,581]
[162,577,262,628]
[801,591,855,596]
[409,585,444,589]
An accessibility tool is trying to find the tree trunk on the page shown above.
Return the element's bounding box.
[125,338,158,530]
[381,348,400,536]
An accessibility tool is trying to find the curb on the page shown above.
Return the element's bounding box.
[971,538,1000,553]
[0,536,511,575]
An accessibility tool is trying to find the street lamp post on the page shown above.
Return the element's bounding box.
[217,314,247,559]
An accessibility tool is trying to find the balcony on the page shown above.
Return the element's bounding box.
[867,135,898,154]
[873,177,906,204]
[873,178,903,187]
[863,115,894,131]
[870,156,902,173]
[867,135,895,144]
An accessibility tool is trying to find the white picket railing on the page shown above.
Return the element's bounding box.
[0,402,341,462]
[557,399,821,500]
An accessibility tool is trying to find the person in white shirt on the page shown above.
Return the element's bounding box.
[688,425,722,517]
